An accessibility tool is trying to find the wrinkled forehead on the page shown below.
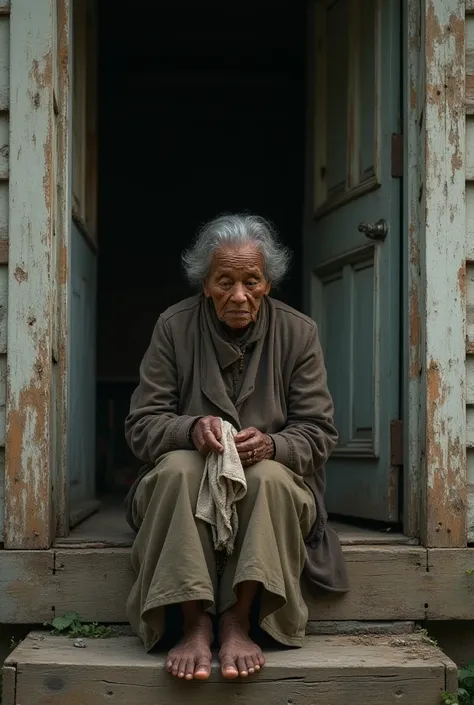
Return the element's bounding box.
[211,246,265,276]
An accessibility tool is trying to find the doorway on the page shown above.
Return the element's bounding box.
[65,0,404,538]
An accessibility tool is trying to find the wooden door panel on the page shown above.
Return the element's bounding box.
[305,0,401,522]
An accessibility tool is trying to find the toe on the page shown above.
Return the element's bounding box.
[245,656,255,674]
[184,657,195,681]
[221,658,239,679]
[177,657,188,678]
[257,652,266,668]
[195,655,211,680]
[237,656,248,677]
[171,658,180,677]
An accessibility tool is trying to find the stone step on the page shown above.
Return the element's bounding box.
[2,631,457,705]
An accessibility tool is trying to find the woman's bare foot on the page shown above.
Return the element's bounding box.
[218,609,265,679]
[165,613,213,681]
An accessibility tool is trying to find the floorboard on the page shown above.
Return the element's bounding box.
[54,504,417,548]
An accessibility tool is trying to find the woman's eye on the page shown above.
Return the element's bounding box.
[246,280,258,288]
[220,280,232,288]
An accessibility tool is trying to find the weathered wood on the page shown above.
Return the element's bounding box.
[306,547,427,621]
[404,0,422,538]
[0,113,8,179]
[0,551,54,622]
[468,0,474,14]
[55,506,419,550]
[54,0,71,538]
[0,449,4,540]
[1,665,16,705]
[0,181,7,241]
[53,548,135,622]
[5,0,55,549]
[468,450,474,541]
[4,545,474,623]
[0,16,9,111]
[420,0,466,547]
[426,548,474,618]
[8,632,453,705]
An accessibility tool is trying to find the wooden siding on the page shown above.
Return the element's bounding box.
[5,0,55,548]
[0,1,9,541]
[466,7,474,543]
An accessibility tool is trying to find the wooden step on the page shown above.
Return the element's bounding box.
[2,631,457,705]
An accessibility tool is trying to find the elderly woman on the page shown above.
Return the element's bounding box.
[125,214,348,682]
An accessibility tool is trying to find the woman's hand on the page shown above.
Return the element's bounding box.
[234,427,274,466]
[191,416,224,455]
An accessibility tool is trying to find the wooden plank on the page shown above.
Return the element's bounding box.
[11,632,450,705]
[468,449,474,541]
[468,0,474,13]
[404,0,422,538]
[50,546,429,624]
[1,665,16,705]
[0,16,9,111]
[53,549,135,622]
[467,18,474,112]
[420,0,466,547]
[54,0,72,538]
[0,449,4,540]
[5,0,55,549]
[3,545,474,623]
[56,507,418,549]
[0,112,8,179]
[306,547,427,621]
[0,551,54,622]
[426,548,474,618]
[0,180,7,241]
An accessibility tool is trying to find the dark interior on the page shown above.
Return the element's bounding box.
[95,0,308,494]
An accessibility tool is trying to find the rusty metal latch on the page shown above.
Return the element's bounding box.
[358,219,388,241]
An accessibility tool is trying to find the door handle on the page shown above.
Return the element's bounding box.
[358,219,388,241]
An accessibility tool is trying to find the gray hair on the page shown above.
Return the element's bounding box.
[182,214,291,287]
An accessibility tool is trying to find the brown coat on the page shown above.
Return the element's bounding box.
[125,294,349,595]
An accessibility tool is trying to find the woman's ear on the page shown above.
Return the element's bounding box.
[203,280,211,298]
[264,281,272,296]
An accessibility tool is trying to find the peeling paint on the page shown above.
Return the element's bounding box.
[421,0,466,547]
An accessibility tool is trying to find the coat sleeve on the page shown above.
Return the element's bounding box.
[125,316,200,465]
[268,323,338,477]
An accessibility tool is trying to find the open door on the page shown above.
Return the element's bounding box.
[304,0,401,522]
[65,0,98,527]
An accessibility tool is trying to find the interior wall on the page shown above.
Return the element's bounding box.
[96,0,307,382]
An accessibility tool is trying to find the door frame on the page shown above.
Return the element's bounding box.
[403,0,466,547]
[2,0,467,547]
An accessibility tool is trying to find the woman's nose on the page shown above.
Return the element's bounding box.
[230,284,246,303]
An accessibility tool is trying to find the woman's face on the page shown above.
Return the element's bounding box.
[203,245,271,329]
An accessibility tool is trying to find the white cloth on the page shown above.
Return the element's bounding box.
[195,419,247,555]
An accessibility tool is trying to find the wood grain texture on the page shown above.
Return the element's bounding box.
[0,15,9,110]
[420,0,467,547]
[54,506,418,550]
[0,112,8,179]
[468,449,474,541]
[426,548,474,618]
[0,551,54,622]
[53,0,71,538]
[305,546,427,621]
[404,0,422,539]
[1,664,16,705]
[7,632,453,705]
[5,0,55,549]
[4,545,474,622]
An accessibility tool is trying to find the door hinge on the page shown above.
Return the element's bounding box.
[391,133,403,178]
[390,420,404,466]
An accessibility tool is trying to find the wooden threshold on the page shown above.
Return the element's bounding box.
[3,631,456,705]
[54,504,418,549]
[3,544,474,623]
